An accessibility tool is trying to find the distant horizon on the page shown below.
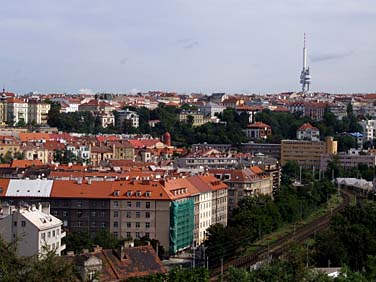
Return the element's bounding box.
[1,1,375,94]
[5,89,376,96]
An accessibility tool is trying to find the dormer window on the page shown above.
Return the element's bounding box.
[136,191,142,197]
[126,191,132,197]
[145,191,151,197]
[113,190,120,197]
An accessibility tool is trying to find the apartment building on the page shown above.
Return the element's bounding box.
[0,201,66,257]
[28,101,51,125]
[296,123,320,141]
[320,151,376,171]
[0,99,7,125]
[116,109,139,128]
[210,168,273,212]
[178,111,211,127]
[360,120,376,141]
[7,98,28,125]
[281,136,337,168]
[0,176,228,253]
[239,142,281,160]
[243,122,272,140]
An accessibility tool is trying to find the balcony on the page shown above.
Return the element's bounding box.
[61,231,66,238]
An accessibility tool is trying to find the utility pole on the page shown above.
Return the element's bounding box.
[299,166,302,183]
[306,243,309,268]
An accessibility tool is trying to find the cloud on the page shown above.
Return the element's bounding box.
[78,88,94,94]
[177,38,199,49]
[183,40,199,49]
[311,51,354,63]
[120,57,128,65]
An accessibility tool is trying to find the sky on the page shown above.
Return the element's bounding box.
[0,0,375,94]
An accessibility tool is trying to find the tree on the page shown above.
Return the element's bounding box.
[47,102,62,128]
[0,236,79,282]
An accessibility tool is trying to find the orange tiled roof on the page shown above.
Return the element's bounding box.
[10,159,44,168]
[247,122,271,129]
[298,123,319,131]
[19,133,51,142]
[50,180,172,200]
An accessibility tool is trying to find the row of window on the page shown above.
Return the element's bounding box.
[114,231,149,239]
[117,211,151,218]
[113,222,150,228]
[40,228,60,240]
[113,201,151,208]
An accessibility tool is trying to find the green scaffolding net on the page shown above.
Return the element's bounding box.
[169,198,194,254]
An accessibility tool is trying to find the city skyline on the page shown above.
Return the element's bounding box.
[0,0,375,94]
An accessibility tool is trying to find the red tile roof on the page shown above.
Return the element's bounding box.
[298,123,319,131]
[247,122,271,129]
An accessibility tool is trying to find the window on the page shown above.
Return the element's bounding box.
[41,233,45,240]
[113,211,118,218]
[91,211,96,217]
[126,211,131,218]
[101,222,106,228]
[52,230,56,237]
[63,201,69,207]
[135,232,140,238]
[145,222,150,228]
[77,200,82,208]
[145,212,150,218]
[100,211,105,217]
[126,222,131,228]
[136,212,140,218]
[88,270,96,281]
[113,222,119,228]
[13,221,17,227]
[126,232,131,238]
[53,210,58,216]
[146,202,150,209]
[114,201,119,208]
[135,222,140,228]
[21,221,26,227]
[77,221,82,227]
[77,211,83,217]
[127,201,131,207]
[48,231,51,238]
[145,232,150,238]
[114,232,118,238]
[91,221,96,227]
[136,201,140,208]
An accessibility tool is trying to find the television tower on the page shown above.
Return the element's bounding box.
[300,33,311,92]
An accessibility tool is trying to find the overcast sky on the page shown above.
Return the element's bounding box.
[0,0,375,94]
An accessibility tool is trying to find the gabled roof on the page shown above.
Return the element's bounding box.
[298,123,319,131]
[247,122,271,129]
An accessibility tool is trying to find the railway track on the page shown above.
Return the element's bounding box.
[210,189,353,280]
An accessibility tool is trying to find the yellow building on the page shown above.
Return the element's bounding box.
[23,145,50,164]
[28,101,51,125]
[178,111,211,127]
[0,100,7,126]
[281,136,337,168]
[111,141,135,160]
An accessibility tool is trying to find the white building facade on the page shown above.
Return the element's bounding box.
[0,203,66,257]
